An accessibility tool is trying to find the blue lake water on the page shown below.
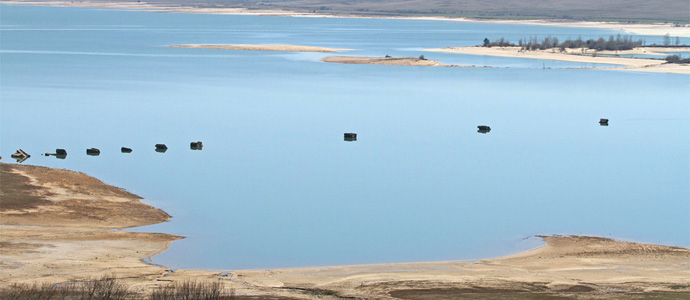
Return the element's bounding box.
[1,4,688,270]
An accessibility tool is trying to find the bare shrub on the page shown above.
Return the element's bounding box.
[0,276,133,300]
[150,280,233,300]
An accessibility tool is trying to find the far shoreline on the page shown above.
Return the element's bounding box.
[1,0,690,37]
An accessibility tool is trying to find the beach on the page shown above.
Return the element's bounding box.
[427,46,690,74]
[1,162,688,299]
[1,0,690,37]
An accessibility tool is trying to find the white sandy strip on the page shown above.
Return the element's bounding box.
[456,19,690,38]
[169,44,350,52]
[426,46,690,74]
[2,0,690,37]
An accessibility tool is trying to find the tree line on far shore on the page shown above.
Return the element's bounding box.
[481,35,689,64]
[482,35,645,51]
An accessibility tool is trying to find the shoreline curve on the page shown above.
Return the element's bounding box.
[1,162,688,299]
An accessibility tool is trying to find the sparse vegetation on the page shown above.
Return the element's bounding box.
[0,277,236,300]
[0,164,51,210]
[151,281,233,300]
[0,276,133,300]
[665,55,690,64]
[482,35,645,51]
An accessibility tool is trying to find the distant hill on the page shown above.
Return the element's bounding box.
[147,0,689,23]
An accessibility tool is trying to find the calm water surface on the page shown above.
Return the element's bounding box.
[1,5,688,269]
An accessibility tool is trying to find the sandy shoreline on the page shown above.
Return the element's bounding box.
[169,44,351,52]
[427,46,690,74]
[0,163,182,288]
[1,162,689,299]
[2,0,690,37]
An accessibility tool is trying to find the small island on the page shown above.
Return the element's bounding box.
[321,55,487,68]
[169,44,350,52]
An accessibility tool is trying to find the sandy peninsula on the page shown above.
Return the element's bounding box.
[322,56,447,66]
[169,44,350,52]
[427,46,690,74]
[1,162,689,299]
[0,163,182,288]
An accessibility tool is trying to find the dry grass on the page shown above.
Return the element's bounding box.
[0,164,50,210]
[0,277,240,300]
[0,276,133,300]
[150,281,234,300]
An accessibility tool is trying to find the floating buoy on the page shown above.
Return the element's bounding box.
[155,144,167,153]
[86,148,100,156]
[344,133,357,141]
[190,141,203,150]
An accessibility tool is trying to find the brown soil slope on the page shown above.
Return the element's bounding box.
[0,163,181,286]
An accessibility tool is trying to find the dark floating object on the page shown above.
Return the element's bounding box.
[121,147,132,153]
[477,125,491,134]
[344,133,357,142]
[86,148,100,156]
[190,141,203,150]
[48,149,67,159]
[11,149,30,163]
[155,144,167,153]
[599,118,609,126]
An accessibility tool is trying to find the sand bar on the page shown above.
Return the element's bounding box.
[2,0,690,37]
[427,46,690,74]
[321,55,488,68]
[322,56,448,66]
[1,162,689,299]
[169,44,351,52]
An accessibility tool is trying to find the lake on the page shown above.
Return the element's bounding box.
[1,4,688,270]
